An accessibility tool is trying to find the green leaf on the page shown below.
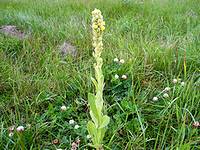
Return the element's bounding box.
[87,121,97,144]
[95,91,103,113]
[87,121,96,135]
[99,127,106,143]
[88,93,99,122]
[91,77,98,90]
[96,127,106,144]
[90,111,98,126]
[99,115,110,128]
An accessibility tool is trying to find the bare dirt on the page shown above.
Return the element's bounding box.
[0,25,26,39]
[59,41,77,57]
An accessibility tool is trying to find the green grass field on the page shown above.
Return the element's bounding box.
[0,0,200,149]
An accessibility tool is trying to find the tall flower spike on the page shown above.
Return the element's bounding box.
[87,9,110,150]
[92,8,105,58]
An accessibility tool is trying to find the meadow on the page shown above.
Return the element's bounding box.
[0,0,200,149]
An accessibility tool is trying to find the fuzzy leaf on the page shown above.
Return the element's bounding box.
[87,121,97,144]
[99,127,106,143]
[90,111,98,127]
[95,94,103,113]
[99,115,110,128]
[96,127,106,145]
[87,121,96,135]
[88,93,99,122]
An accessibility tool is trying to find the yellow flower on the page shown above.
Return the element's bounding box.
[92,24,98,29]
[100,26,105,31]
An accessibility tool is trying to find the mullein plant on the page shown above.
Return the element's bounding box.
[87,9,110,150]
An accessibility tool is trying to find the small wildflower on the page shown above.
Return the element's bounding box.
[152,97,158,101]
[76,139,81,145]
[172,79,178,84]
[164,87,171,92]
[181,82,185,86]
[61,105,67,111]
[121,75,127,79]
[8,125,15,132]
[16,126,24,132]
[56,149,62,150]
[69,119,75,125]
[100,25,105,31]
[163,93,169,98]
[114,74,119,79]
[92,24,98,29]
[119,59,125,64]
[52,139,60,145]
[87,134,91,139]
[9,132,14,137]
[71,142,78,150]
[192,121,200,128]
[74,125,80,129]
[114,58,119,62]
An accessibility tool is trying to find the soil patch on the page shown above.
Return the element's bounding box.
[0,25,27,39]
[60,41,77,57]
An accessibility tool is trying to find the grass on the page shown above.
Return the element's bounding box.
[0,0,200,149]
